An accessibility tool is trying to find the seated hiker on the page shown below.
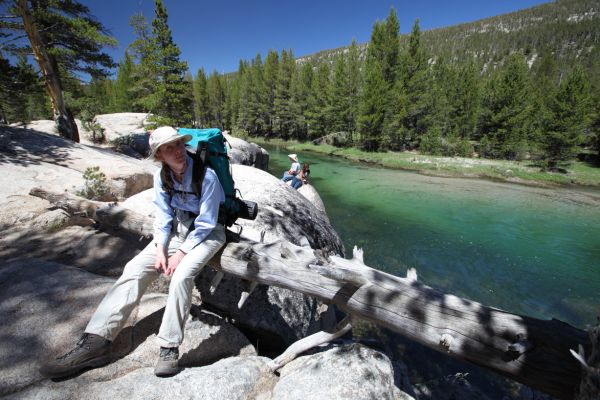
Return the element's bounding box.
[281,153,301,183]
[291,163,310,190]
[40,126,226,378]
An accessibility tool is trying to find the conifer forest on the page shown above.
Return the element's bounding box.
[1,0,599,169]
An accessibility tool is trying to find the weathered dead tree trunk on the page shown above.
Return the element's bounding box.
[30,187,590,399]
[29,188,153,237]
[216,241,587,399]
[16,0,79,142]
[572,324,600,400]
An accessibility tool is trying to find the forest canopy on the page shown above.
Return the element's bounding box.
[1,0,599,168]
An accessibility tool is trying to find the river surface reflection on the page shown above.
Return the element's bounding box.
[262,143,600,328]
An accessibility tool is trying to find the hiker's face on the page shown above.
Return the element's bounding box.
[157,140,186,170]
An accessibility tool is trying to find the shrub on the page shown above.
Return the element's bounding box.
[76,166,110,200]
[452,139,474,157]
[420,129,444,155]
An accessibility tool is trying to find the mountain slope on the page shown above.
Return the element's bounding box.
[298,0,599,80]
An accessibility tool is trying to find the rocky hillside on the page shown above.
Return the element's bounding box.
[299,0,599,80]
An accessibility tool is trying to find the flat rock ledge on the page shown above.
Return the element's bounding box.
[0,258,412,400]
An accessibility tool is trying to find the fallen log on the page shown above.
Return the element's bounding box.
[217,241,588,399]
[29,187,153,238]
[30,187,589,399]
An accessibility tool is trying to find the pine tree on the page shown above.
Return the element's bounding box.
[590,99,600,160]
[263,49,279,133]
[224,60,246,131]
[193,68,209,127]
[454,62,480,141]
[478,54,534,159]
[359,9,402,151]
[358,22,384,150]
[128,12,158,113]
[183,71,195,122]
[382,8,400,85]
[306,62,331,140]
[358,57,387,151]
[346,40,362,144]
[418,58,450,155]
[149,0,192,126]
[206,71,225,129]
[79,75,111,119]
[236,61,253,134]
[0,56,24,123]
[4,0,116,141]
[400,19,431,150]
[543,65,592,168]
[289,61,313,140]
[113,52,136,112]
[237,54,267,136]
[328,53,351,138]
[0,54,44,123]
[273,49,295,138]
[423,59,479,156]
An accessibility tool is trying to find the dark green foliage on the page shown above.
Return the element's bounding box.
[263,50,279,133]
[206,71,225,129]
[113,52,136,112]
[358,57,386,151]
[147,0,192,126]
[0,0,115,77]
[273,49,295,138]
[542,65,592,168]
[446,61,481,141]
[478,54,534,160]
[398,19,432,150]
[289,61,313,140]
[346,40,362,143]
[0,55,49,123]
[590,103,600,160]
[358,9,402,151]
[222,61,244,130]
[237,54,267,135]
[193,68,210,127]
[123,1,192,126]
[328,53,350,133]
[128,12,156,112]
[3,0,595,169]
[306,62,331,140]
[589,87,600,160]
[0,0,115,125]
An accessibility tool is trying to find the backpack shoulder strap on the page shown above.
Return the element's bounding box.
[191,143,209,198]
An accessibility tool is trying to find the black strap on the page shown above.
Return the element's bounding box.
[191,142,208,198]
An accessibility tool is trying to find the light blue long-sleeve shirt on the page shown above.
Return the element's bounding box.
[153,155,225,254]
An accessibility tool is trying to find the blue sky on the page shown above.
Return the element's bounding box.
[82,0,551,75]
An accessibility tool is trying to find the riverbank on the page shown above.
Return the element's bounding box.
[248,137,600,188]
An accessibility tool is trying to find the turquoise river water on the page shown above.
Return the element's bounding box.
[263,143,600,328]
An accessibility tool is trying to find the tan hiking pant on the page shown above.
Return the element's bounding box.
[85,224,226,348]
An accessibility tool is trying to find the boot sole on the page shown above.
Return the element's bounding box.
[41,354,111,379]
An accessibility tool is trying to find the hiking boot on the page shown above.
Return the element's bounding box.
[154,347,179,377]
[39,333,111,378]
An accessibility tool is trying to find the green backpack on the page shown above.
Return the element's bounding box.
[177,128,258,228]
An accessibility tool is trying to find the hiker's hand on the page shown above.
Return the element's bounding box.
[166,250,185,276]
[154,245,168,274]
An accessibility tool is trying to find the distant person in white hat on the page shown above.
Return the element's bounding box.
[281,153,301,184]
[40,126,226,378]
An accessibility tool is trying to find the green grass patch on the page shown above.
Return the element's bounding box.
[247,137,600,187]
